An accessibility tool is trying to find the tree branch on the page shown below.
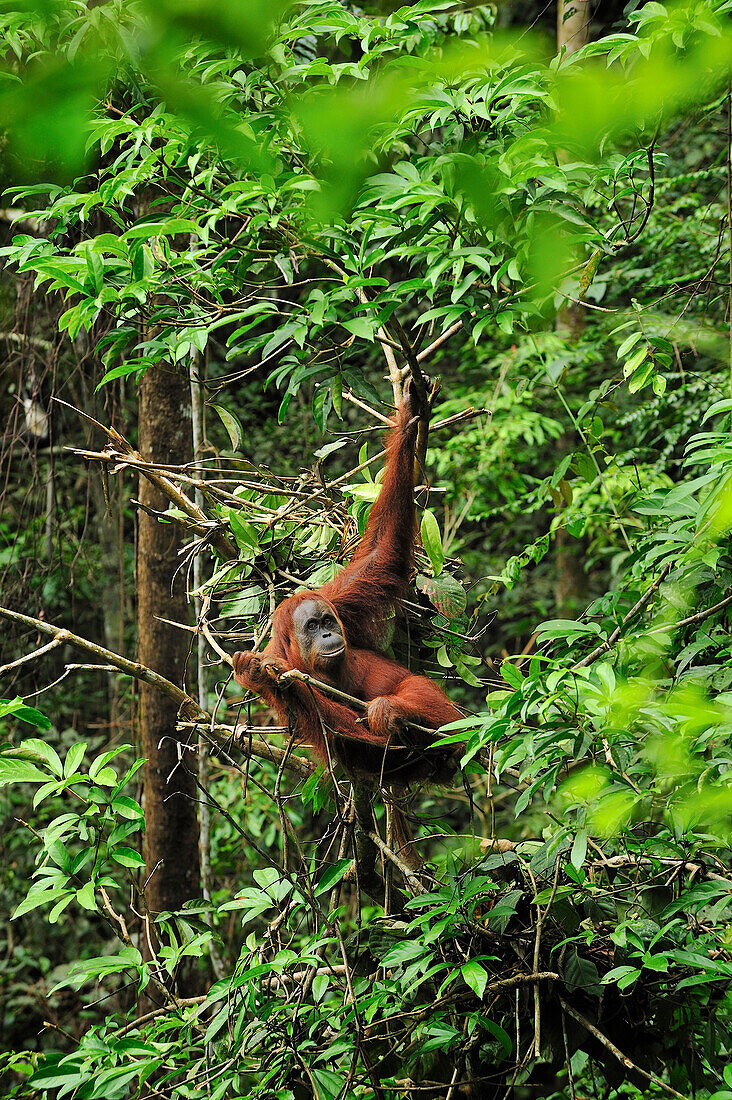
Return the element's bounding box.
[572,561,673,669]
[54,397,236,559]
[559,997,689,1100]
[0,605,312,777]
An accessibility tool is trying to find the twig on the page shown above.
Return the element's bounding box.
[71,445,237,560]
[323,259,403,403]
[416,321,463,364]
[646,590,732,634]
[432,406,487,431]
[531,855,561,1057]
[369,830,426,895]
[97,887,180,1011]
[276,667,449,742]
[53,398,236,557]
[342,390,392,424]
[0,605,312,778]
[0,636,64,675]
[558,996,689,1100]
[591,853,732,887]
[0,606,199,713]
[572,561,673,669]
[116,995,207,1037]
[485,972,560,996]
[551,381,633,553]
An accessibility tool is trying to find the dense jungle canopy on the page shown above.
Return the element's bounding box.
[2,1,732,1098]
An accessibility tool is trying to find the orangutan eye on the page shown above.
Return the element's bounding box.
[306,619,317,632]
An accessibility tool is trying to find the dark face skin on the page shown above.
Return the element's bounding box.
[292,598,346,672]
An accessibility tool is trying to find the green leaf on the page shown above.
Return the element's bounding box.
[111,795,144,820]
[76,882,97,911]
[229,511,257,550]
[500,662,524,689]
[342,317,375,341]
[64,741,86,778]
[309,1067,346,1100]
[88,748,124,780]
[535,619,602,644]
[314,439,347,461]
[570,830,587,870]
[601,964,639,986]
[0,698,52,729]
[564,949,602,997]
[461,960,488,999]
[622,345,648,376]
[48,893,75,924]
[381,940,427,966]
[0,755,50,785]
[110,846,145,868]
[574,452,596,484]
[211,404,243,451]
[51,946,143,992]
[628,360,655,393]
[312,973,329,1003]
[13,885,65,920]
[616,330,643,358]
[86,249,103,294]
[420,510,444,576]
[92,767,117,787]
[17,738,63,777]
[315,858,352,896]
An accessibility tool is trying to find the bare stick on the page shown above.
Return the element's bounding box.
[0,605,312,777]
[558,997,689,1100]
[572,561,673,669]
[275,667,450,742]
[591,853,732,887]
[369,831,425,895]
[342,390,392,424]
[323,260,403,403]
[0,605,197,712]
[53,398,236,559]
[416,321,463,364]
[72,446,236,560]
[647,590,732,634]
[0,636,64,675]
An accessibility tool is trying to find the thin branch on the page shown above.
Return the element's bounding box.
[552,381,633,553]
[431,405,487,432]
[647,590,732,634]
[0,605,312,777]
[323,259,403,403]
[486,971,561,995]
[572,561,673,669]
[72,445,237,560]
[591,853,732,887]
[54,397,236,559]
[369,830,426,895]
[0,605,197,712]
[531,855,561,1056]
[276,667,453,743]
[622,140,657,247]
[558,997,689,1100]
[0,636,64,675]
[342,390,392,424]
[415,321,463,364]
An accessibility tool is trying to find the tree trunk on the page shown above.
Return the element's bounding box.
[137,363,200,989]
[557,0,590,56]
[554,0,591,619]
[554,0,592,619]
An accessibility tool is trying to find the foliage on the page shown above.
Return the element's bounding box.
[1,1,732,1099]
